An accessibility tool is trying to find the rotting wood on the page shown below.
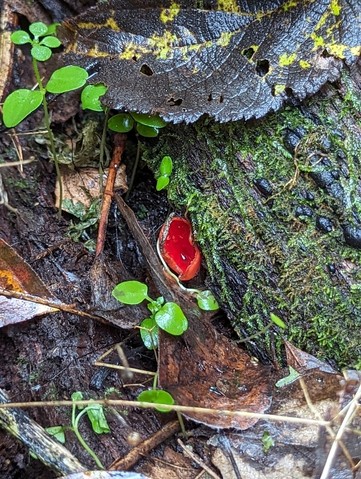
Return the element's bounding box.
[0,388,87,475]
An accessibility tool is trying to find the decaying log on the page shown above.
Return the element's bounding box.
[0,388,86,475]
[145,61,361,368]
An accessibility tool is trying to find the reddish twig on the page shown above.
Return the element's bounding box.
[95,133,127,257]
[109,419,180,471]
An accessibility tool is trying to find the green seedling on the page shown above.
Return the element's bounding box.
[137,389,175,413]
[156,155,173,191]
[31,392,109,468]
[70,391,109,469]
[81,85,168,138]
[45,425,66,444]
[112,281,190,434]
[2,22,89,213]
[261,431,275,453]
[275,366,300,388]
[112,280,188,347]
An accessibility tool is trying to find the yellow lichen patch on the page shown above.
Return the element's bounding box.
[119,42,149,60]
[273,84,285,95]
[279,52,297,67]
[78,17,120,32]
[299,59,311,69]
[104,17,120,31]
[149,31,178,60]
[216,31,233,47]
[77,21,100,30]
[351,46,361,56]
[87,45,110,58]
[281,0,298,11]
[217,0,239,13]
[160,2,180,23]
[311,32,325,48]
[326,43,347,58]
[330,0,341,15]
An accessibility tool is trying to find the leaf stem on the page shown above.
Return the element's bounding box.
[72,407,105,470]
[32,57,62,216]
[125,139,141,200]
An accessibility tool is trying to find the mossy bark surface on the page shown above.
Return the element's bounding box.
[144,62,361,368]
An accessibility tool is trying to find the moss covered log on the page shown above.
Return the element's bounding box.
[144,63,361,368]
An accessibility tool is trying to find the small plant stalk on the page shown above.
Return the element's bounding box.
[32,57,63,215]
[72,407,105,470]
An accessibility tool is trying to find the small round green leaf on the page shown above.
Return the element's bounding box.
[137,389,174,412]
[31,45,52,61]
[45,426,66,444]
[270,313,286,329]
[108,113,134,132]
[81,84,107,111]
[40,36,61,48]
[159,156,173,176]
[140,318,159,350]
[136,123,159,138]
[11,30,31,45]
[29,22,48,38]
[46,66,89,93]
[156,176,170,191]
[196,290,219,311]
[155,302,188,335]
[112,280,149,305]
[2,89,44,127]
[131,112,167,128]
[45,23,60,35]
[71,391,84,402]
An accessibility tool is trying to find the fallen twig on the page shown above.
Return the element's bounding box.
[109,420,180,471]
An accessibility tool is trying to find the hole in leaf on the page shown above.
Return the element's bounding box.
[132,55,138,62]
[208,93,213,102]
[256,59,270,77]
[219,94,224,103]
[285,87,294,97]
[321,49,331,58]
[167,97,183,106]
[242,47,255,60]
[140,64,153,76]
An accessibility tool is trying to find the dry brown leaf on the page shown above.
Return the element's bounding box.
[55,165,127,211]
[158,316,274,430]
[285,341,337,374]
[209,366,359,479]
[0,239,58,326]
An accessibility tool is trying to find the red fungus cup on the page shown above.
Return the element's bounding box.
[158,215,201,281]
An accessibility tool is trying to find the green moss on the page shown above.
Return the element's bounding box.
[144,77,361,368]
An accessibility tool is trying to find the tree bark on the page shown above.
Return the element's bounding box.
[145,61,361,368]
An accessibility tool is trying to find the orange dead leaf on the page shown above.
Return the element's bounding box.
[0,239,58,327]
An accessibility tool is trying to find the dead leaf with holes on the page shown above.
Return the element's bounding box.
[59,0,361,123]
[0,239,58,327]
[55,165,127,211]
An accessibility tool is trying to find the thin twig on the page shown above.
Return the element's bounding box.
[320,383,361,479]
[94,362,156,376]
[0,398,332,427]
[299,377,355,469]
[95,133,127,257]
[109,420,180,471]
[0,288,108,324]
[178,439,221,479]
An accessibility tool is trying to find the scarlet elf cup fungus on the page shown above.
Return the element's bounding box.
[158,215,201,281]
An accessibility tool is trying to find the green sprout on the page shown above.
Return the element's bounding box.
[2,22,89,213]
[112,280,188,344]
[32,391,109,469]
[112,280,190,426]
[156,155,173,191]
[70,391,109,469]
